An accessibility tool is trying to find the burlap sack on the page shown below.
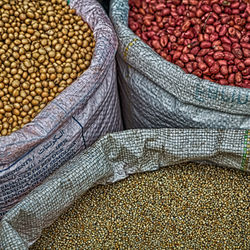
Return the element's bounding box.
[109,0,250,130]
[0,128,249,249]
[0,0,122,219]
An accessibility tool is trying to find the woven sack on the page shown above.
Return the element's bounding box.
[110,0,250,129]
[0,0,122,219]
[0,128,249,249]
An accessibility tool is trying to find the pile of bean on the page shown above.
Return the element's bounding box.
[32,163,249,249]
[0,0,95,136]
[129,0,250,88]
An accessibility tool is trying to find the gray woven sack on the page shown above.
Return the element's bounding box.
[0,0,122,219]
[110,0,250,130]
[0,128,249,249]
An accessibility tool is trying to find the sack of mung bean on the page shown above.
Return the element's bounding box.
[109,0,250,130]
[0,128,249,249]
[0,0,122,219]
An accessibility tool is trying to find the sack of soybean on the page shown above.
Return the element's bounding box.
[0,128,249,249]
[0,0,122,219]
[109,0,250,130]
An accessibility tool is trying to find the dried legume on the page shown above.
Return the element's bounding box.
[32,163,249,249]
[129,0,250,88]
[0,0,95,136]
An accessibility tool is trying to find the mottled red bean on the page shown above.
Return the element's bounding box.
[129,0,250,88]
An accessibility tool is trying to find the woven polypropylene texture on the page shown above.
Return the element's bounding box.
[0,0,122,219]
[0,128,249,249]
[110,0,250,130]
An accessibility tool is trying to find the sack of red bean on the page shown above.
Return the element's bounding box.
[0,0,122,219]
[110,0,250,129]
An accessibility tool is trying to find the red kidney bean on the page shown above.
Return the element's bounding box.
[233,65,238,72]
[232,48,243,59]
[152,40,162,49]
[193,69,202,77]
[214,45,224,51]
[166,54,172,62]
[210,33,219,42]
[242,68,250,76]
[171,43,178,50]
[239,2,247,11]
[237,62,245,71]
[196,9,204,17]
[147,31,155,38]
[243,48,250,58]
[152,35,160,40]
[187,54,195,61]
[204,33,210,41]
[180,54,189,63]
[204,55,215,67]
[224,7,232,15]
[190,46,200,55]
[177,5,185,15]
[178,38,185,45]
[241,43,250,49]
[174,29,182,37]
[206,17,215,25]
[242,80,250,88]
[214,73,224,80]
[200,41,211,49]
[183,30,194,39]
[160,35,168,47]
[201,4,212,12]
[130,22,140,31]
[218,26,227,36]
[155,3,166,11]
[224,52,235,61]
[141,33,148,40]
[203,76,213,81]
[235,72,242,83]
[210,62,220,74]
[245,58,250,67]
[175,60,185,68]
[220,65,228,75]
[218,59,227,66]
[161,8,170,16]
[219,79,228,85]
[242,35,250,43]
[230,36,239,43]
[192,61,198,70]
[228,65,233,74]
[231,2,240,9]
[198,34,204,42]
[221,36,232,44]
[222,43,231,52]
[173,51,182,61]
[212,3,222,14]
[182,20,191,32]
[160,51,167,58]
[221,16,230,24]
[186,62,193,73]
[205,25,215,34]
[198,62,208,71]
[213,51,224,60]
[197,48,210,56]
[228,74,235,84]
[232,9,240,15]
[212,40,221,46]
[151,26,159,33]
[228,27,236,36]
